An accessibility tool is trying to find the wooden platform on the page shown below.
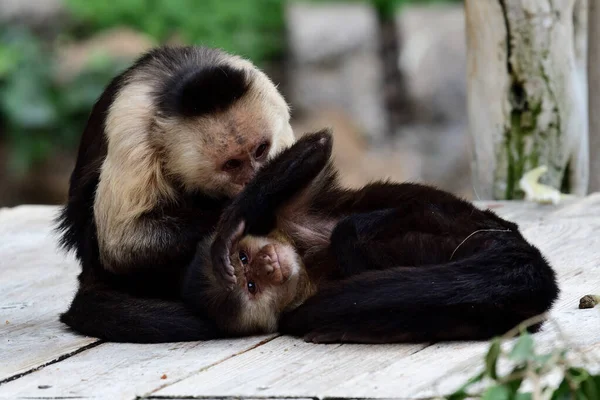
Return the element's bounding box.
[1,198,599,399]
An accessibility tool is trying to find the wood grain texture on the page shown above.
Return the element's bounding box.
[153,211,600,399]
[155,337,429,398]
[0,206,98,382]
[2,200,599,399]
[0,335,277,400]
[474,200,571,223]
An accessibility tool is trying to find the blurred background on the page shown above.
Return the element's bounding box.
[0,0,469,207]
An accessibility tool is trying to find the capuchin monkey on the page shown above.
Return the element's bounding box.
[190,230,314,335]
[56,46,295,343]
[184,131,560,343]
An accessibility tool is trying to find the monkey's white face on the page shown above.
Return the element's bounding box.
[226,233,308,333]
[156,92,295,198]
[234,235,301,298]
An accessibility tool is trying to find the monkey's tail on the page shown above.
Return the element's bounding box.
[60,288,220,343]
[279,241,560,343]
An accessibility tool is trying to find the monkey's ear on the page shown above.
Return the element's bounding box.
[160,65,251,117]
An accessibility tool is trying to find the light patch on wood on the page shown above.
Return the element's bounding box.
[0,206,98,382]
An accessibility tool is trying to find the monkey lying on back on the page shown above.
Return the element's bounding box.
[183,131,560,343]
[190,229,313,334]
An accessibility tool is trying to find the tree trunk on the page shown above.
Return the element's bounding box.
[466,0,589,200]
[588,0,600,193]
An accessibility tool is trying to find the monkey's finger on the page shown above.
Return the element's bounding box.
[216,257,236,289]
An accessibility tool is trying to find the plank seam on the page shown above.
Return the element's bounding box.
[142,335,281,399]
[0,340,102,386]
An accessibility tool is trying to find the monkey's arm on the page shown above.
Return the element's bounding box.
[99,202,222,274]
[224,130,332,234]
[211,130,333,287]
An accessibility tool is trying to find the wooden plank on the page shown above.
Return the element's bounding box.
[153,337,427,398]
[546,192,600,219]
[0,206,98,382]
[409,213,600,397]
[152,216,600,399]
[474,200,571,223]
[0,335,278,400]
[3,202,598,399]
[522,218,600,311]
[410,309,600,398]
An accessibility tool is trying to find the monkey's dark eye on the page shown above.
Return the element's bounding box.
[247,281,257,294]
[223,159,242,171]
[239,251,249,265]
[254,142,269,159]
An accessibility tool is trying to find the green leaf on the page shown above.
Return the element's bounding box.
[447,371,485,400]
[486,339,502,379]
[576,392,589,400]
[504,372,524,395]
[509,333,535,363]
[533,353,553,365]
[446,390,469,400]
[514,393,532,400]
[552,377,574,400]
[568,367,590,386]
[482,384,510,400]
[581,375,599,400]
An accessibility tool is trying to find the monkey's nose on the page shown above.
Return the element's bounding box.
[256,244,284,284]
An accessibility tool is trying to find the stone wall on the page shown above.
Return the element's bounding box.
[286,2,471,196]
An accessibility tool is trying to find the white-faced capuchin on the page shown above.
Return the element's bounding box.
[56,46,295,343]
[183,131,560,343]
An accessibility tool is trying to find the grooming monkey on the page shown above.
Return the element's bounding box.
[184,131,560,343]
[56,46,295,343]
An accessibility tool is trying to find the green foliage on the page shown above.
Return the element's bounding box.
[1,0,460,174]
[64,0,286,64]
[443,328,600,400]
[307,0,461,21]
[0,27,128,174]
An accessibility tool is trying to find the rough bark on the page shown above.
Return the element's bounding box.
[588,0,600,193]
[466,0,589,200]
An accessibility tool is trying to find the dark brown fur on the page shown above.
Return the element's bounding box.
[192,131,560,343]
[56,46,292,343]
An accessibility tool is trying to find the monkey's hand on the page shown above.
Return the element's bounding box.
[211,130,332,289]
[210,221,245,289]
[234,129,334,230]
